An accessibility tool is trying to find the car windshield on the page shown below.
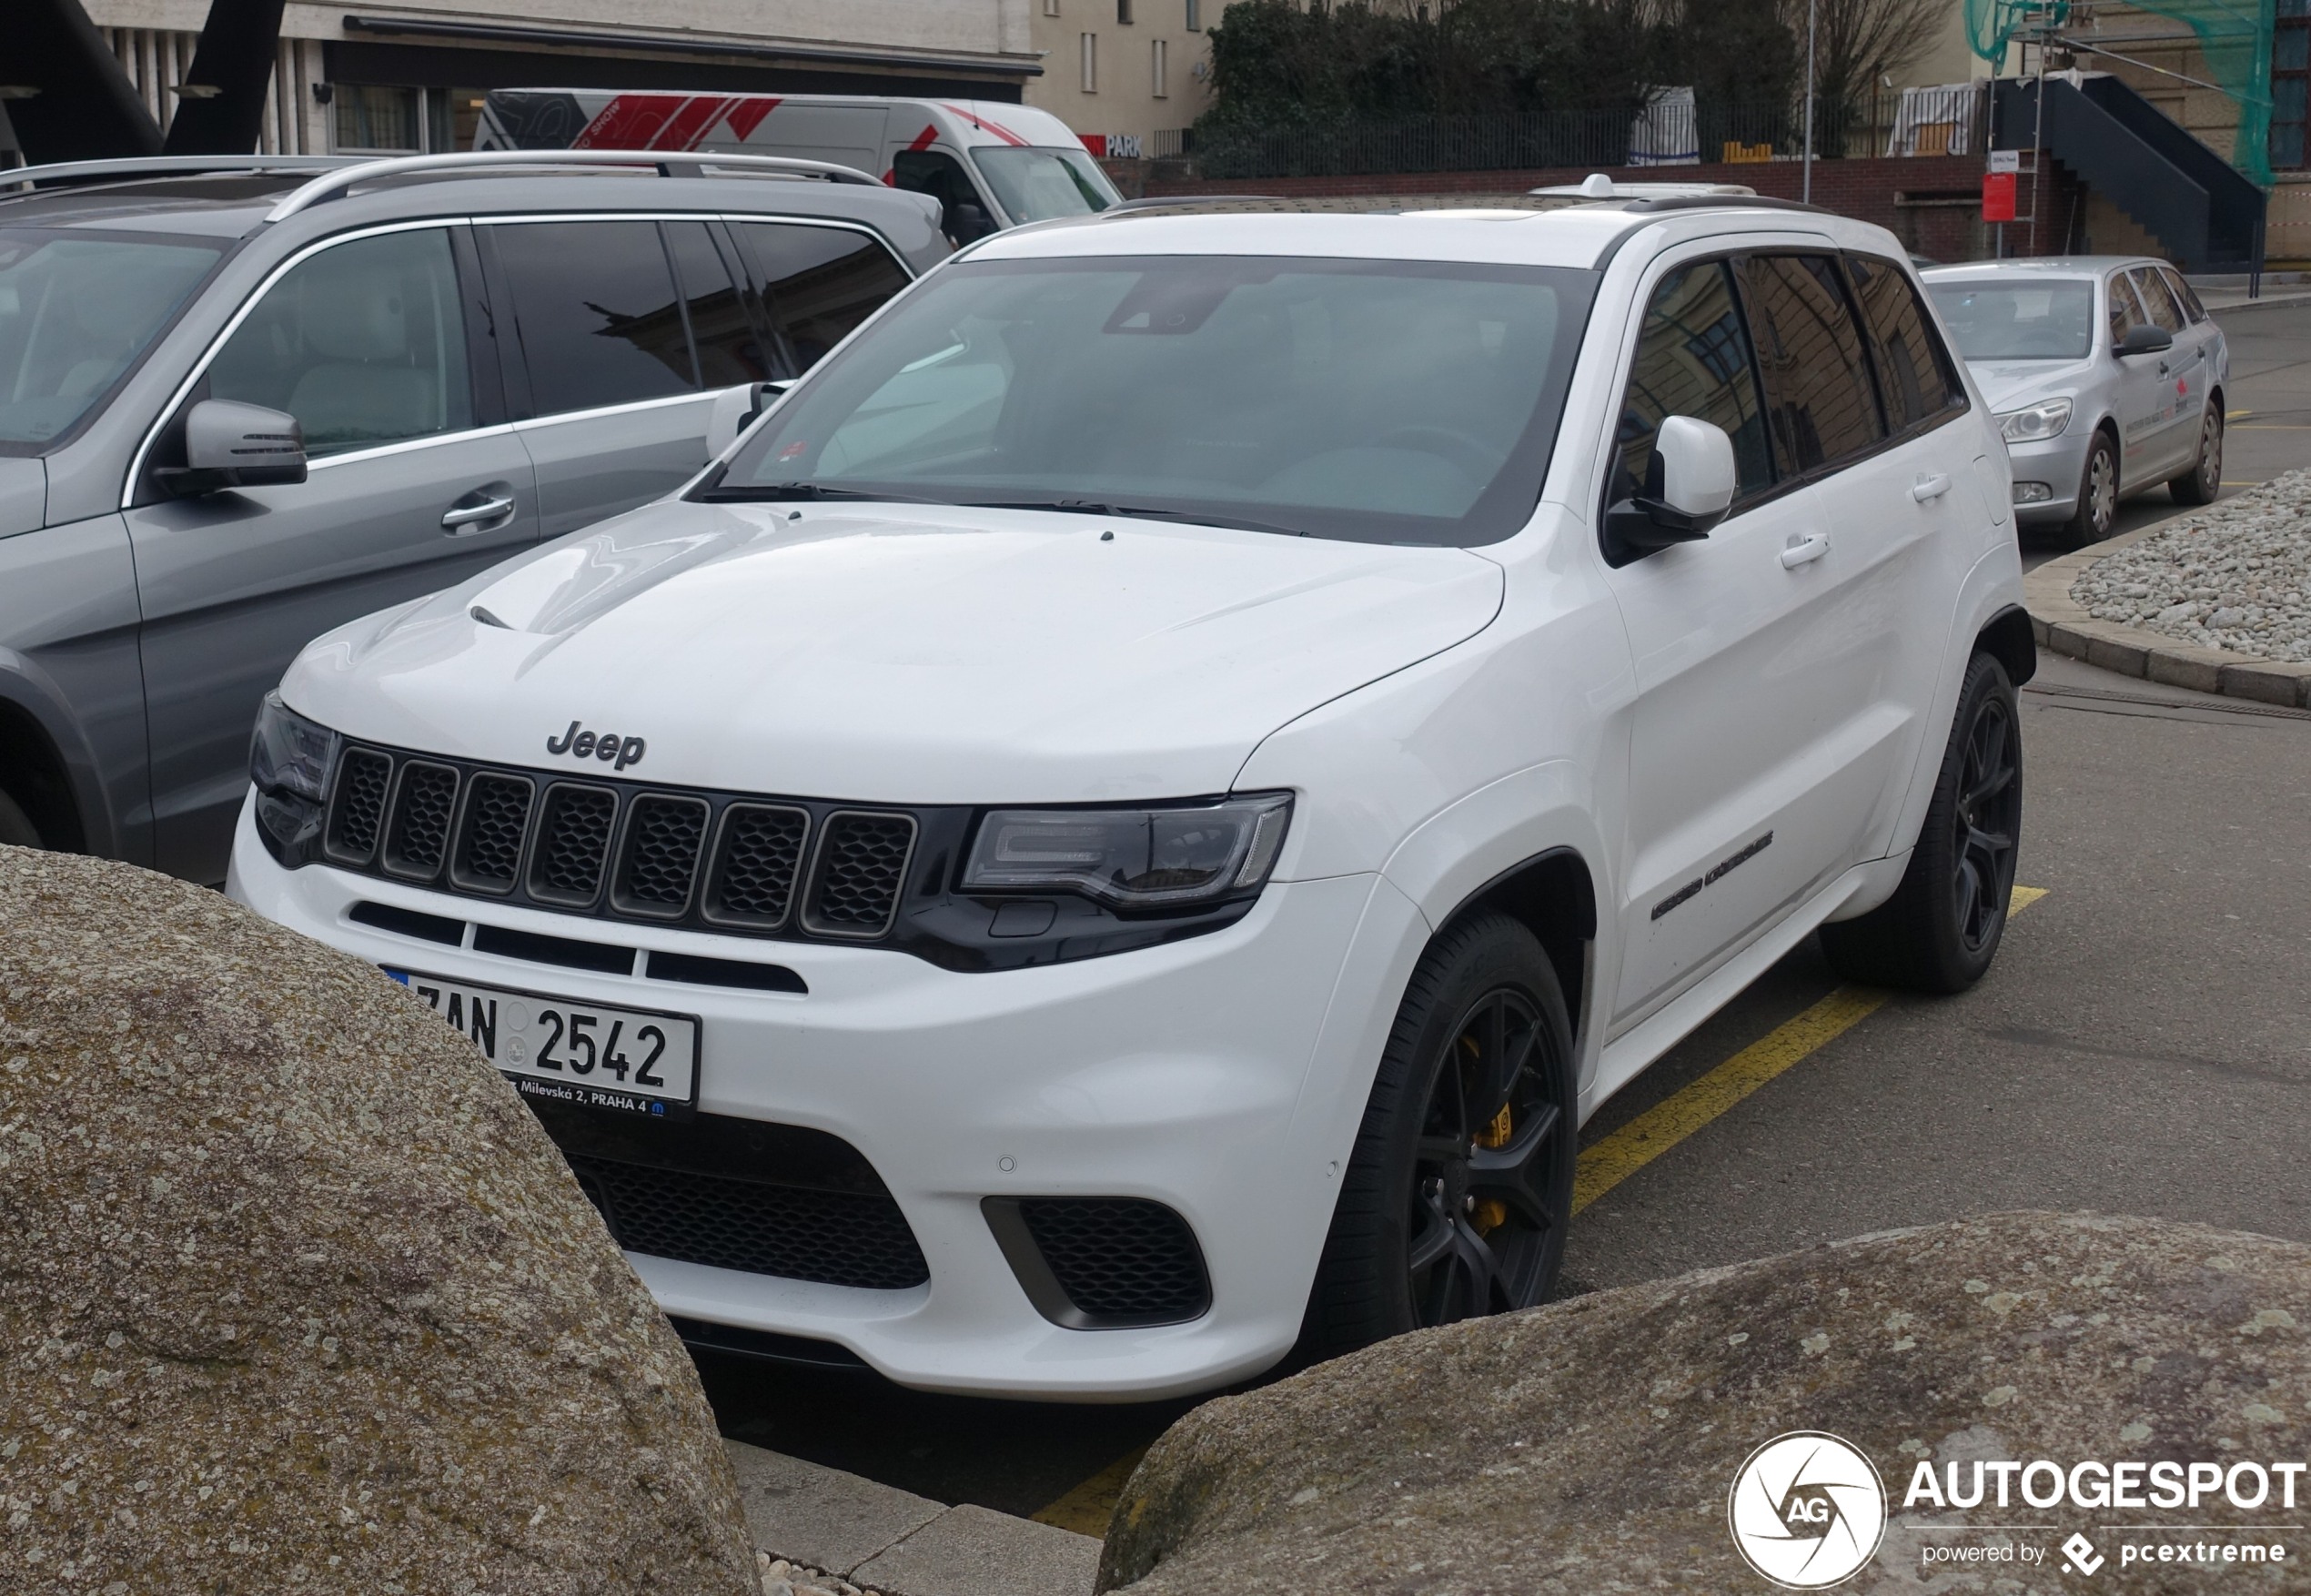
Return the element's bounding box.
[969,146,1121,223]
[1925,278,2095,360]
[0,227,223,451]
[709,254,1598,545]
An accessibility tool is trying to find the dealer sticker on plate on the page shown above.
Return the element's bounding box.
[386,969,699,1115]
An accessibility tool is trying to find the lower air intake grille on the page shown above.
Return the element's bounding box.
[570,1156,930,1290]
[530,783,617,905]
[1020,1198,1210,1325]
[452,773,532,893]
[326,748,391,862]
[803,811,916,937]
[382,762,458,879]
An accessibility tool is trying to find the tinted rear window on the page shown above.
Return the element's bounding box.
[493,220,694,413]
[1737,254,1885,474]
[1844,254,1966,433]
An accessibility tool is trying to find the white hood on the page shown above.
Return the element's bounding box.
[285,501,1505,803]
[1965,357,2098,414]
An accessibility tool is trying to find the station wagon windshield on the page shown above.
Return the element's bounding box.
[710,254,1598,545]
[0,228,223,451]
[1925,278,2096,361]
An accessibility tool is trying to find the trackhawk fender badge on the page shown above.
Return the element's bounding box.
[1652,832,1773,921]
[547,721,646,771]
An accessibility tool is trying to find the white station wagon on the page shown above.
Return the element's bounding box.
[232,192,2033,1399]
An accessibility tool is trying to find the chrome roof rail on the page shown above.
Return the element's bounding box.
[263,148,883,223]
[2,155,353,194]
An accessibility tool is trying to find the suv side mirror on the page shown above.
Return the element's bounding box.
[157,399,307,496]
[2116,323,2174,357]
[705,380,793,457]
[1604,414,1737,561]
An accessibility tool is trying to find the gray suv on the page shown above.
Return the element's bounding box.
[0,150,945,884]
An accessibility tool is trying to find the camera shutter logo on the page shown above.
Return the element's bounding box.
[1727,1431,1888,1588]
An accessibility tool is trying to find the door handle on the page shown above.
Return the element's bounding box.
[441,495,515,534]
[1779,532,1831,569]
[1911,471,1952,502]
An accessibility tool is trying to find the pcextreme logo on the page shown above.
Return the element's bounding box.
[1728,1431,1889,1589]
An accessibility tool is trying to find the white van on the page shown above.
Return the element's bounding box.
[476,91,1122,244]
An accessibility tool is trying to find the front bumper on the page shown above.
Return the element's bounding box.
[228,796,1401,1399]
[2005,426,2094,526]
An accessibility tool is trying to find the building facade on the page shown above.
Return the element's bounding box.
[79,0,1041,157]
[1022,0,1213,157]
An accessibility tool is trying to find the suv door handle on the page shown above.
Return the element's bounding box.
[441,495,515,534]
[1780,532,1831,569]
[1911,472,1952,503]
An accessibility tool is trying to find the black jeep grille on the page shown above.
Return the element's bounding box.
[1022,1198,1210,1324]
[321,743,922,950]
[570,1155,929,1290]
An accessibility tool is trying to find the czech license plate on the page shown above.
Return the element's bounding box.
[385,969,699,1115]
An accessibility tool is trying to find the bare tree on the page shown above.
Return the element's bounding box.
[1781,0,1947,122]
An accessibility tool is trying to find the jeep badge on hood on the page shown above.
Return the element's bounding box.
[547,721,645,771]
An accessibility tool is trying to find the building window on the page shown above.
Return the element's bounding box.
[1118,0,1134,22]
[1186,0,1201,29]
[1044,0,1059,15]
[1153,38,1169,97]
[2276,0,2309,169]
[333,84,453,154]
[1081,33,1098,93]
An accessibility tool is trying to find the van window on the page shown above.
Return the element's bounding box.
[492,220,694,413]
[1843,255,1966,435]
[1611,259,1773,512]
[207,227,471,455]
[0,229,219,450]
[664,221,773,386]
[734,223,912,372]
[970,146,1119,224]
[1736,254,1885,474]
[893,149,993,245]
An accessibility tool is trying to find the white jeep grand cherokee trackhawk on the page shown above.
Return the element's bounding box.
[232,194,2031,1399]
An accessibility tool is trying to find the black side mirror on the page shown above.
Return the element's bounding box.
[944,201,994,245]
[157,399,307,496]
[2116,323,2174,357]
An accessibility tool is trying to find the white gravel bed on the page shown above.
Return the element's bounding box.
[2070,469,2311,662]
[758,1551,890,1596]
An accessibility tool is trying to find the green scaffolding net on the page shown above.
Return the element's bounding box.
[1965,0,2277,185]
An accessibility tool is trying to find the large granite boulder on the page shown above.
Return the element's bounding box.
[0,847,755,1594]
[1102,1213,2311,1593]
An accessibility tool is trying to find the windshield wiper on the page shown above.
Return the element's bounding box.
[694,480,949,506]
[976,500,1306,538]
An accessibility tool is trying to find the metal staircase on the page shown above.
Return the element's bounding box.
[1993,73,2266,272]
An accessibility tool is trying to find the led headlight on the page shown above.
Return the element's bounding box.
[1997,397,2073,443]
[248,691,339,854]
[963,793,1292,910]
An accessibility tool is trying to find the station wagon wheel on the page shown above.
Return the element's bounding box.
[1951,686,2021,956]
[1300,913,1576,1363]
[2171,405,2224,506]
[2063,431,2118,549]
[1406,986,1565,1326]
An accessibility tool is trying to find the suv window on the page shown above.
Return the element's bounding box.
[492,220,695,414]
[1843,254,1965,434]
[733,223,912,373]
[2129,266,2187,334]
[2106,272,2147,346]
[207,227,472,456]
[1736,254,1885,474]
[1610,259,1772,511]
[664,220,773,387]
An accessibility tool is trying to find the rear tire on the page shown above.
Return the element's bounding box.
[2169,405,2223,505]
[1299,913,1576,1364]
[0,789,42,849]
[1820,652,2023,994]
[2059,430,2118,549]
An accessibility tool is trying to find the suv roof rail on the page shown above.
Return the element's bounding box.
[1617,194,1828,216]
[264,148,883,222]
[1101,195,1291,214]
[2,155,354,194]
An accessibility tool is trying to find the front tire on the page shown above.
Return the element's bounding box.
[1300,914,1576,1364]
[2169,404,2223,505]
[2059,430,2118,549]
[0,789,42,849]
[1820,652,2023,994]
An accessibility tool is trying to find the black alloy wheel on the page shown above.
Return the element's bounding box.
[2171,405,2224,506]
[1820,652,2023,993]
[1406,986,1566,1326]
[1300,913,1576,1363]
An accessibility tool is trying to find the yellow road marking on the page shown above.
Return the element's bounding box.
[1572,884,2047,1214]
[1031,888,2053,1538]
[1032,1444,1150,1538]
[2232,423,2311,429]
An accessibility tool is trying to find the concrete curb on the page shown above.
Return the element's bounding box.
[725,1440,1101,1596]
[2023,509,2311,709]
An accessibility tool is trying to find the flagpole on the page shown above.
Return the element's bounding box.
[1802,0,1818,203]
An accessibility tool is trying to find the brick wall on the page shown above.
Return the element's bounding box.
[1139,155,2001,262]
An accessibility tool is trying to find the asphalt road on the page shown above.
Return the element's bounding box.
[699,301,2311,1530]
